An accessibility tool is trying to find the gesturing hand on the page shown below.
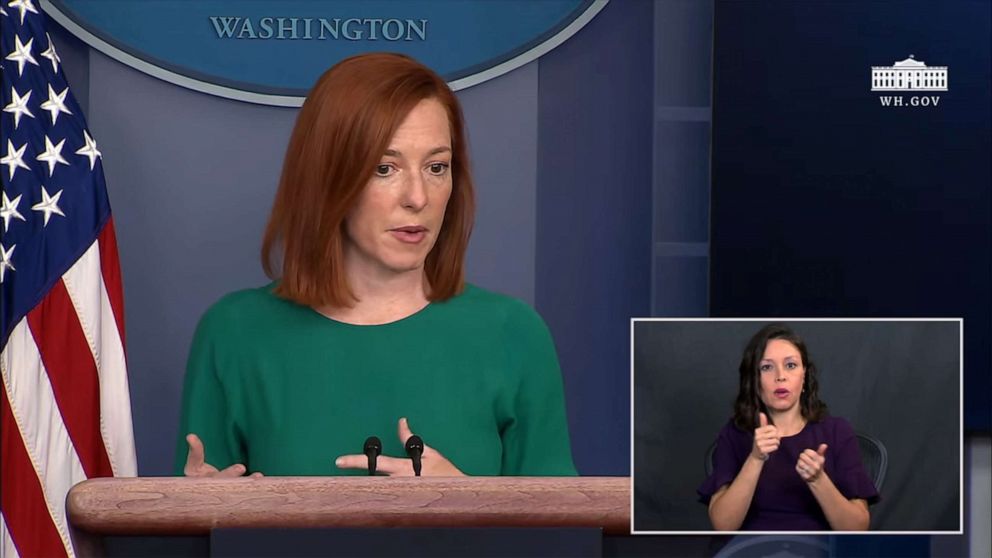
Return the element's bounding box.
[335,418,465,477]
[796,443,828,483]
[184,433,261,477]
[751,412,781,461]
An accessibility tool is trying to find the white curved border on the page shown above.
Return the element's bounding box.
[42,0,609,107]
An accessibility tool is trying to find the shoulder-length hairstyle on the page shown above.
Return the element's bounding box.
[262,52,475,307]
[733,323,828,430]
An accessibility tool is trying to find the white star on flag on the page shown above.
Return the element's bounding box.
[7,0,37,25]
[5,34,38,77]
[1,139,30,180]
[2,86,33,129]
[40,32,61,73]
[76,130,103,170]
[40,84,73,125]
[35,135,69,176]
[0,243,15,283]
[31,185,65,226]
[0,191,26,232]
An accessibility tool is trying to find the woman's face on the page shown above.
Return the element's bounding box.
[343,98,453,280]
[757,338,805,413]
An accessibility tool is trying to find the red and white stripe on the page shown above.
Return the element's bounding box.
[1,220,136,558]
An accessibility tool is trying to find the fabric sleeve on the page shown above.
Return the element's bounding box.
[499,302,578,476]
[829,418,881,505]
[173,304,246,475]
[697,421,747,504]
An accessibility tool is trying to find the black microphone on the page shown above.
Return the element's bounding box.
[404,435,424,477]
[363,436,382,476]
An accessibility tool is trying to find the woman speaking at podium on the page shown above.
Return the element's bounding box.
[698,324,879,530]
[174,53,576,478]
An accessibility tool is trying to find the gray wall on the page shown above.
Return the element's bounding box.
[633,320,961,532]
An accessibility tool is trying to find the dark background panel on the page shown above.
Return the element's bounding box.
[633,320,961,532]
[708,1,991,433]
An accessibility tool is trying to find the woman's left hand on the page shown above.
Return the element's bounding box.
[796,443,828,483]
[335,417,465,476]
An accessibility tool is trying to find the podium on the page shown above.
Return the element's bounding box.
[67,476,630,557]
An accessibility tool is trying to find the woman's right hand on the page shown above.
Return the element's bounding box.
[183,433,260,477]
[751,412,780,461]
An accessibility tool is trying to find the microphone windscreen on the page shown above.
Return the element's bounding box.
[405,435,424,455]
[364,436,382,456]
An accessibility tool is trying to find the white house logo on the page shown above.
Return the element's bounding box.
[871,55,947,107]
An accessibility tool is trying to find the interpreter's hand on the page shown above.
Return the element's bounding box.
[751,412,780,461]
[796,443,828,483]
[183,433,262,478]
[335,418,465,477]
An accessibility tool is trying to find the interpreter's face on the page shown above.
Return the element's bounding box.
[757,339,805,413]
[343,98,453,279]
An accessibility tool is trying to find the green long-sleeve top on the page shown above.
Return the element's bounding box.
[174,283,577,476]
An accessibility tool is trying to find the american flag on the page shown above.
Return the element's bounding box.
[1,1,137,556]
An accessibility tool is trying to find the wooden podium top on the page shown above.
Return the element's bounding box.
[67,476,631,535]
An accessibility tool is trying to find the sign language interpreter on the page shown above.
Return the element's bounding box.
[698,324,879,530]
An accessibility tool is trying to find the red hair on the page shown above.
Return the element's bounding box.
[261,53,475,307]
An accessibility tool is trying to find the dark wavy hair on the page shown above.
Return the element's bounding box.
[733,323,828,430]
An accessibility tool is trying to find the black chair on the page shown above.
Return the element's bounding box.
[704,440,716,479]
[704,432,887,492]
[856,432,887,492]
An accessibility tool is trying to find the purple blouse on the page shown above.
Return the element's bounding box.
[697,416,880,530]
